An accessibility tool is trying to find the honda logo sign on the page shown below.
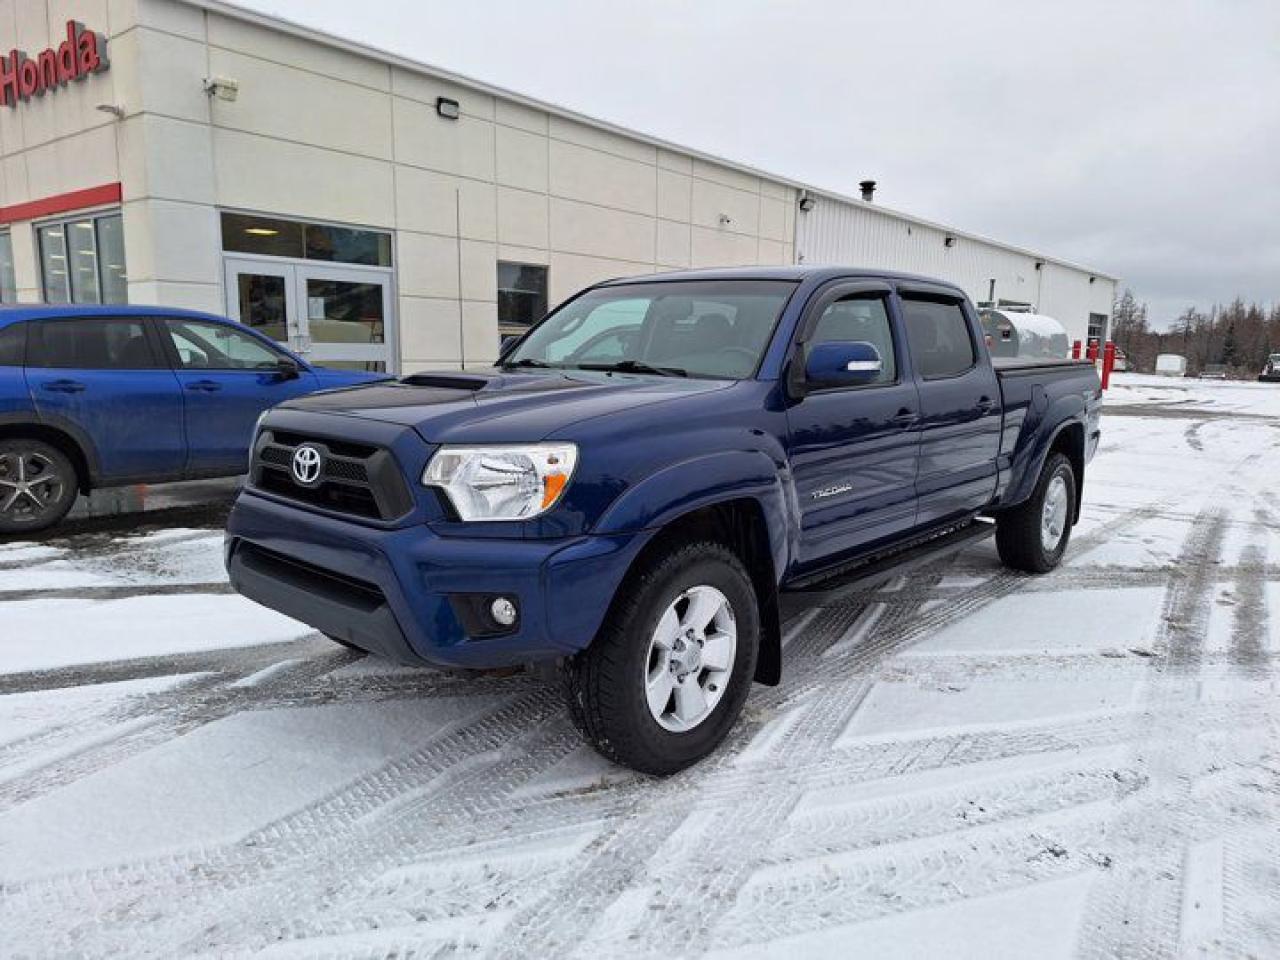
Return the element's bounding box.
[0,21,109,109]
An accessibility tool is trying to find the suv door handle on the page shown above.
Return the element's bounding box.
[41,379,85,394]
[976,396,996,412]
[892,408,919,427]
[186,380,222,393]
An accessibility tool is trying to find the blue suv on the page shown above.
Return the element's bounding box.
[0,305,384,533]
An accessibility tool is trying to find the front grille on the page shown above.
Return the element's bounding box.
[251,429,414,522]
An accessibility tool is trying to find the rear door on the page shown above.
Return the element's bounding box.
[785,281,922,569]
[27,317,185,482]
[156,316,321,475]
[898,286,1002,526]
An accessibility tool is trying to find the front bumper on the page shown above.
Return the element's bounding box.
[225,491,647,669]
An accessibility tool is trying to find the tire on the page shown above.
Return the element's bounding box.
[995,452,1076,573]
[0,439,79,535]
[561,541,760,776]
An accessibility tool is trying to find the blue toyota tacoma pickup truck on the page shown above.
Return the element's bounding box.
[226,267,1101,773]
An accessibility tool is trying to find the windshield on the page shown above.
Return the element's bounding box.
[501,279,797,379]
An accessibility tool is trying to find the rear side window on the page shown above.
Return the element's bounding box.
[901,297,977,379]
[29,318,163,370]
[0,322,25,366]
[810,295,897,386]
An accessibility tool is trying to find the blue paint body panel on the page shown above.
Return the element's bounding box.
[0,304,385,487]
[224,267,1102,672]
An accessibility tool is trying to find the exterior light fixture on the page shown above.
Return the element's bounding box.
[944,235,956,248]
[798,194,816,212]
[718,213,732,226]
[244,227,279,236]
[436,97,460,120]
[203,76,239,101]
[95,103,124,118]
[1034,260,1044,270]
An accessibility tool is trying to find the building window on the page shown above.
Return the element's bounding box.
[37,212,127,305]
[220,212,392,267]
[1087,312,1108,343]
[497,262,548,333]
[0,231,15,302]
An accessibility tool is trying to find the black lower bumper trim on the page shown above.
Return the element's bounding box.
[227,540,425,666]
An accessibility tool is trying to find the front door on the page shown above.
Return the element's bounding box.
[224,258,393,373]
[155,316,322,476]
[785,283,922,571]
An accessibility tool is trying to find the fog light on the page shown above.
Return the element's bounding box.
[490,597,518,627]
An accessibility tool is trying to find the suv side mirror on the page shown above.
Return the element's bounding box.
[804,341,883,389]
[500,334,520,354]
[275,357,301,380]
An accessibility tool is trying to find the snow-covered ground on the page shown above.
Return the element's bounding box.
[3,376,1280,958]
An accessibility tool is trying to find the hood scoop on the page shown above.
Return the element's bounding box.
[400,373,491,391]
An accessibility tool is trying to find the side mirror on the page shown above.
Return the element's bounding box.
[499,334,520,354]
[275,357,301,380]
[804,341,884,388]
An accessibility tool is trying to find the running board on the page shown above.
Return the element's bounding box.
[779,519,995,617]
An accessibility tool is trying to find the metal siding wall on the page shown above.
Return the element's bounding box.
[795,197,1114,345]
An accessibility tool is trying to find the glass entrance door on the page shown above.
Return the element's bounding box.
[299,265,391,372]
[223,258,394,373]
[224,258,300,352]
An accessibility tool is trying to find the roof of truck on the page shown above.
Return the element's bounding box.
[594,265,967,292]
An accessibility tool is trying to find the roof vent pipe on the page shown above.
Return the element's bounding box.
[859,180,876,202]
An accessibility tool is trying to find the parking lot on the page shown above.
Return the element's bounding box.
[3,375,1279,958]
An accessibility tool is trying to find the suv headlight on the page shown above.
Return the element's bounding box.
[422,444,578,521]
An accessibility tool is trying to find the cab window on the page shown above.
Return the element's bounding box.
[809,296,897,386]
[900,297,977,379]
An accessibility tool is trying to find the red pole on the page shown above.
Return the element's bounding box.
[1072,340,1082,359]
[1086,339,1099,363]
[1102,341,1116,390]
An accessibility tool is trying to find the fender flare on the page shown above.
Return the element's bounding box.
[593,448,790,563]
[1004,403,1086,511]
[593,449,792,686]
[0,411,101,488]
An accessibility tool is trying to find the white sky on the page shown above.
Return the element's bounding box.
[236,0,1280,326]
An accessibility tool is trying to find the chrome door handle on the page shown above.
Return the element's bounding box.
[186,380,222,392]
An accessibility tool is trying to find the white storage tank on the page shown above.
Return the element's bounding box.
[1156,354,1188,377]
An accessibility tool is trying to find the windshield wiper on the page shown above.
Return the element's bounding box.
[577,360,688,378]
[500,357,556,370]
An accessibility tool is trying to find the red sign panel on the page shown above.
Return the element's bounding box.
[0,21,109,109]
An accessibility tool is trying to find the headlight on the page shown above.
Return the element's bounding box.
[422,444,578,521]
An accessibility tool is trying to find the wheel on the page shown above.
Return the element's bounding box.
[995,452,1076,573]
[0,440,78,535]
[561,541,760,775]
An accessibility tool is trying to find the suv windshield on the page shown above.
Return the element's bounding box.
[501,279,797,379]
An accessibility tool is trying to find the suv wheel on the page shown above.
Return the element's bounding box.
[0,440,78,535]
[561,541,759,775]
[995,452,1076,573]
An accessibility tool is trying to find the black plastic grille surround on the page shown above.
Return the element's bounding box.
[250,429,414,521]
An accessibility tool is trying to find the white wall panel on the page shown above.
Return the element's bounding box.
[796,196,1115,344]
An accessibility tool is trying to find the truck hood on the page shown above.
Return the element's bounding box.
[277,369,734,444]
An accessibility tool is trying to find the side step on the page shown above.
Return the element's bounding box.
[779,519,995,617]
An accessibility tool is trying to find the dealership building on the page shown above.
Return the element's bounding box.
[0,0,1118,373]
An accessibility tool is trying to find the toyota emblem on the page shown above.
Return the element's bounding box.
[291,444,323,487]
